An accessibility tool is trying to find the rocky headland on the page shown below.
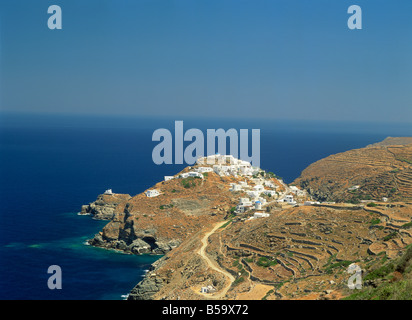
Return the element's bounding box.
[80,166,245,255]
[80,193,131,220]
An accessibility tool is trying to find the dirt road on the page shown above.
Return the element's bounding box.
[197,220,235,299]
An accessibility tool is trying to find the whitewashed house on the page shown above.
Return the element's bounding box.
[239,198,252,206]
[284,195,296,205]
[304,201,319,206]
[146,189,160,197]
[236,204,252,213]
[213,165,223,175]
[239,166,248,175]
[240,166,255,176]
[237,159,251,167]
[254,211,270,218]
[104,189,113,195]
[188,171,204,179]
[164,176,174,181]
[197,155,259,177]
[255,201,262,210]
[236,198,253,213]
[195,167,213,173]
[200,285,216,293]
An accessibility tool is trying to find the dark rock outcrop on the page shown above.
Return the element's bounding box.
[88,233,182,255]
[128,257,168,300]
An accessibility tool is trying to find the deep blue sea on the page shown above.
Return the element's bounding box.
[0,113,410,300]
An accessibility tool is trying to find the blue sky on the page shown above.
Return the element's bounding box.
[0,0,411,123]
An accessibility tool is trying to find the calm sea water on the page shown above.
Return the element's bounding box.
[0,113,410,299]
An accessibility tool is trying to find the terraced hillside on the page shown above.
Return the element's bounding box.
[215,202,412,299]
[127,201,412,300]
[294,140,412,203]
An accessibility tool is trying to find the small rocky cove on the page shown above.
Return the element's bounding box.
[80,194,178,299]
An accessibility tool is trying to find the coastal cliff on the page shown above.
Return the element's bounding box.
[80,193,131,220]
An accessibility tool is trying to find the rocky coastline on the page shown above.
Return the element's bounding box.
[80,193,131,220]
[80,193,182,255]
[127,257,168,300]
[80,193,176,299]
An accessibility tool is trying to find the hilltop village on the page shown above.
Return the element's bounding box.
[145,154,309,221]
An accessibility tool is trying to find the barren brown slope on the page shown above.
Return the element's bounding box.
[84,169,243,255]
[293,139,412,203]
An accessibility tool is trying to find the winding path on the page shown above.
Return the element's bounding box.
[197,220,235,299]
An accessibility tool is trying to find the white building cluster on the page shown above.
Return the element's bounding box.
[146,155,308,223]
[163,167,212,183]
[196,154,260,177]
[235,193,269,213]
[194,167,214,173]
[283,195,296,205]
